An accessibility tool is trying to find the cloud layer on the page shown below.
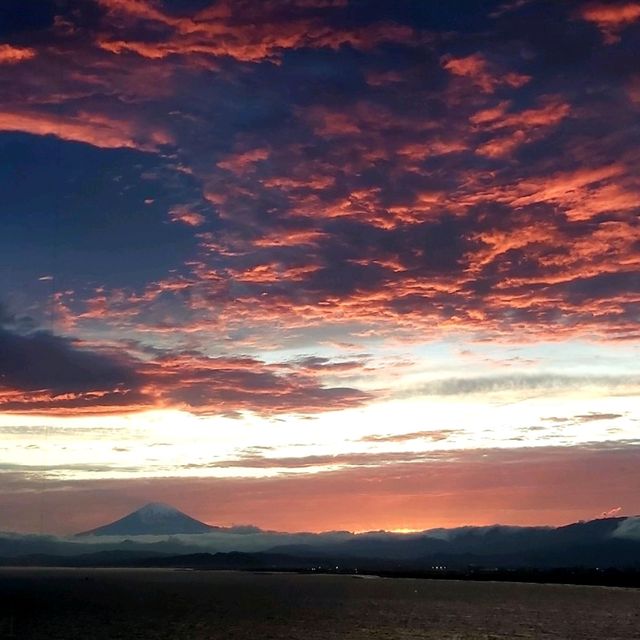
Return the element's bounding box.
[0,318,368,414]
[0,1,639,530]
[2,442,639,533]
[0,1,637,351]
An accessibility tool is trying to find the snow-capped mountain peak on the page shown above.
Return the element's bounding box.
[135,502,182,520]
[76,502,214,536]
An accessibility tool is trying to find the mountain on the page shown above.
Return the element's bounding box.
[265,518,640,568]
[5,509,637,574]
[76,502,214,536]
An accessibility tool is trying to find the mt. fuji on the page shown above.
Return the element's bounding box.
[76,503,214,536]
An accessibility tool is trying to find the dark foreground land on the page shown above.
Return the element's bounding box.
[1,569,639,640]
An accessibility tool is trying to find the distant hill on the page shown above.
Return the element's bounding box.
[264,517,640,569]
[76,502,215,536]
[1,506,637,576]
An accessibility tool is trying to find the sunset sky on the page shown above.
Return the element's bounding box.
[1,0,639,535]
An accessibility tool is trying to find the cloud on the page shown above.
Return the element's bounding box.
[580,2,640,43]
[3,443,640,533]
[0,313,369,416]
[0,0,639,409]
[575,413,623,423]
[405,374,640,398]
[0,0,639,548]
[473,96,571,157]
[0,109,171,150]
[95,0,419,63]
[360,430,460,444]
[0,44,36,64]
[489,0,536,18]
[168,206,207,227]
[441,53,530,93]
[217,148,270,175]
[148,353,371,416]
[195,449,447,471]
[613,516,640,540]
[540,412,626,427]
[0,323,149,414]
[0,327,135,392]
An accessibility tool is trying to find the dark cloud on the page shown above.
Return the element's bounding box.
[574,412,623,423]
[0,309,369,415]
[360,430,461,443]
[405,374,640,397]
[155,354,370,415]
[190,449,446,470]
[0,327,138,394]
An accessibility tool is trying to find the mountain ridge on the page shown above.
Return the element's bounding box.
[1,506,638,572]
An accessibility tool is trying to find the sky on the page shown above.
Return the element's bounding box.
[0,0,639,535]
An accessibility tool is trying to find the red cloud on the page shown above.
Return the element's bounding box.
[97,0,417,63]
[169,207,207,227]
[473,97,571,157]
[0,0,638,357]
[0,109,171,150]
[580,2,640,43]
[217,148,270,175]
[500,164,637,220]
[442,53,530,93]
[0,44,36,65]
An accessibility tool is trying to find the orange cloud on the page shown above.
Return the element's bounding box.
[253,229,328,248]
[580,2,640,43]
[0,44,36,65]
[230,262,321,284]
[169,207,207,227]
[217,148,270,175]
[304,106,362,136]
[1,0,636,349]
[503,164,637,219]
[474,97,571,157]
[97,0,417,63]
[469,100,512,125]
[442,53,530,93]
[0,109,171,150]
